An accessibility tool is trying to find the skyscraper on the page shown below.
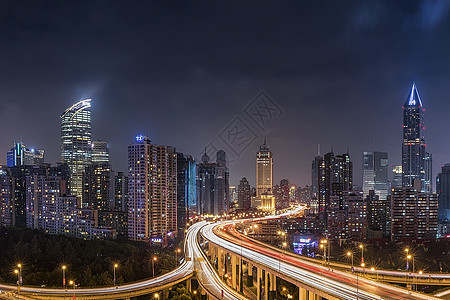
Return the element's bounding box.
[177,153,196,232]
[401,83,432,192]
[61,99,92,201]
[196,150,229,215]
[127,135,177,243]
[311,151,353,214]
[362,151,389,200]
[91,140,109,163]
[436,164,450,222]
[7,142,44,167]
[238,177,251,210]
[256,140,273,198]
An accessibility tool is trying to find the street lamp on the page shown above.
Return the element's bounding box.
[113,264,118,286]
[404,248,410,270]
[14,269,19,295]
[176,248,181,265]
[347,251,354,269]
[152,256,157,277]
[69,280,76,300]
[359,244,364,267]
[62,265,66,289]
[320,239,328,264]
[154,292,159,299]
[407,254,415,290]
[17,263,22,289]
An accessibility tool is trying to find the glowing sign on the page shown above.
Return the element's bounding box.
[151,238,162,243]
[135,135,144,142]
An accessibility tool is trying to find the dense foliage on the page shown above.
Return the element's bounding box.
[0,228,177,288]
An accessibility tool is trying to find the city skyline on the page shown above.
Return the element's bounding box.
[3,1,450,188]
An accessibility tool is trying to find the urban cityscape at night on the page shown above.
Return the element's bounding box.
[2,1,450,300]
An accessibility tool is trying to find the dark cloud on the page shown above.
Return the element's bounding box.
[1,0,450,188]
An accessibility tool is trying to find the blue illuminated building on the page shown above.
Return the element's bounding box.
[6,142,44,167]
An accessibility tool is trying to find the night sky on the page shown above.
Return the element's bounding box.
[2,1,450,189]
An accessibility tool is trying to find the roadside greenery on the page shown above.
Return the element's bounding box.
[0,227,177,288]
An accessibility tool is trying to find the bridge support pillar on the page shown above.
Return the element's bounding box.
[298,286,307,300]
[247,261,253,287]
[218,248,224,277]
[257,267,263,300]
[268,272,276,300]
[231,255,237,290]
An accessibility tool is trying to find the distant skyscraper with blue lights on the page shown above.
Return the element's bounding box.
[401,83,432,192]
[6,142,44,167]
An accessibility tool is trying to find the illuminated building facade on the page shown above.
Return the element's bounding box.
[127,135,177,243]
[256,140,273,198]
[7,142,44,167]
[91,140,109,163]
[391,181,438,240]
[177,153,196,232]
[61,99,92,202]
[401,83,432,192]
[362,151,389,200]
[196,151,229,216]
[82,163,114,211]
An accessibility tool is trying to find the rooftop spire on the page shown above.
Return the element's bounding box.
[404,82,423,107]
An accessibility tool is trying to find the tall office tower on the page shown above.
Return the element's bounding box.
[82,163,114,210]
[177,153,196,232]
[362,152,389,200]
[91,141,109,163]
[114,172,128,212]
[7,142,44,167]
[391,180,438,240]
[196,150,230,215]
[238,177,251,210]
[401,83,432,192]
[274,179,290,209]
[436,164,450,221]
[311,151,353,215]
[128,135,177,243]
[61,99,92,202]
[256,140,273,198]
[392,166,403,188]
[0,166,13,227]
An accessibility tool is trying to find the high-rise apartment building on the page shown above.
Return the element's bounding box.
[91,141,109,163]
[7,142,44,167]
[437,164,450,222]
[61,99,92,202]
[82,163,114,210]
[238,177,251,210]
[127,135,177,243]
[401,83,432,192]
[391,181,438,240]
[256,140,273,198]
[362,151,389,200]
